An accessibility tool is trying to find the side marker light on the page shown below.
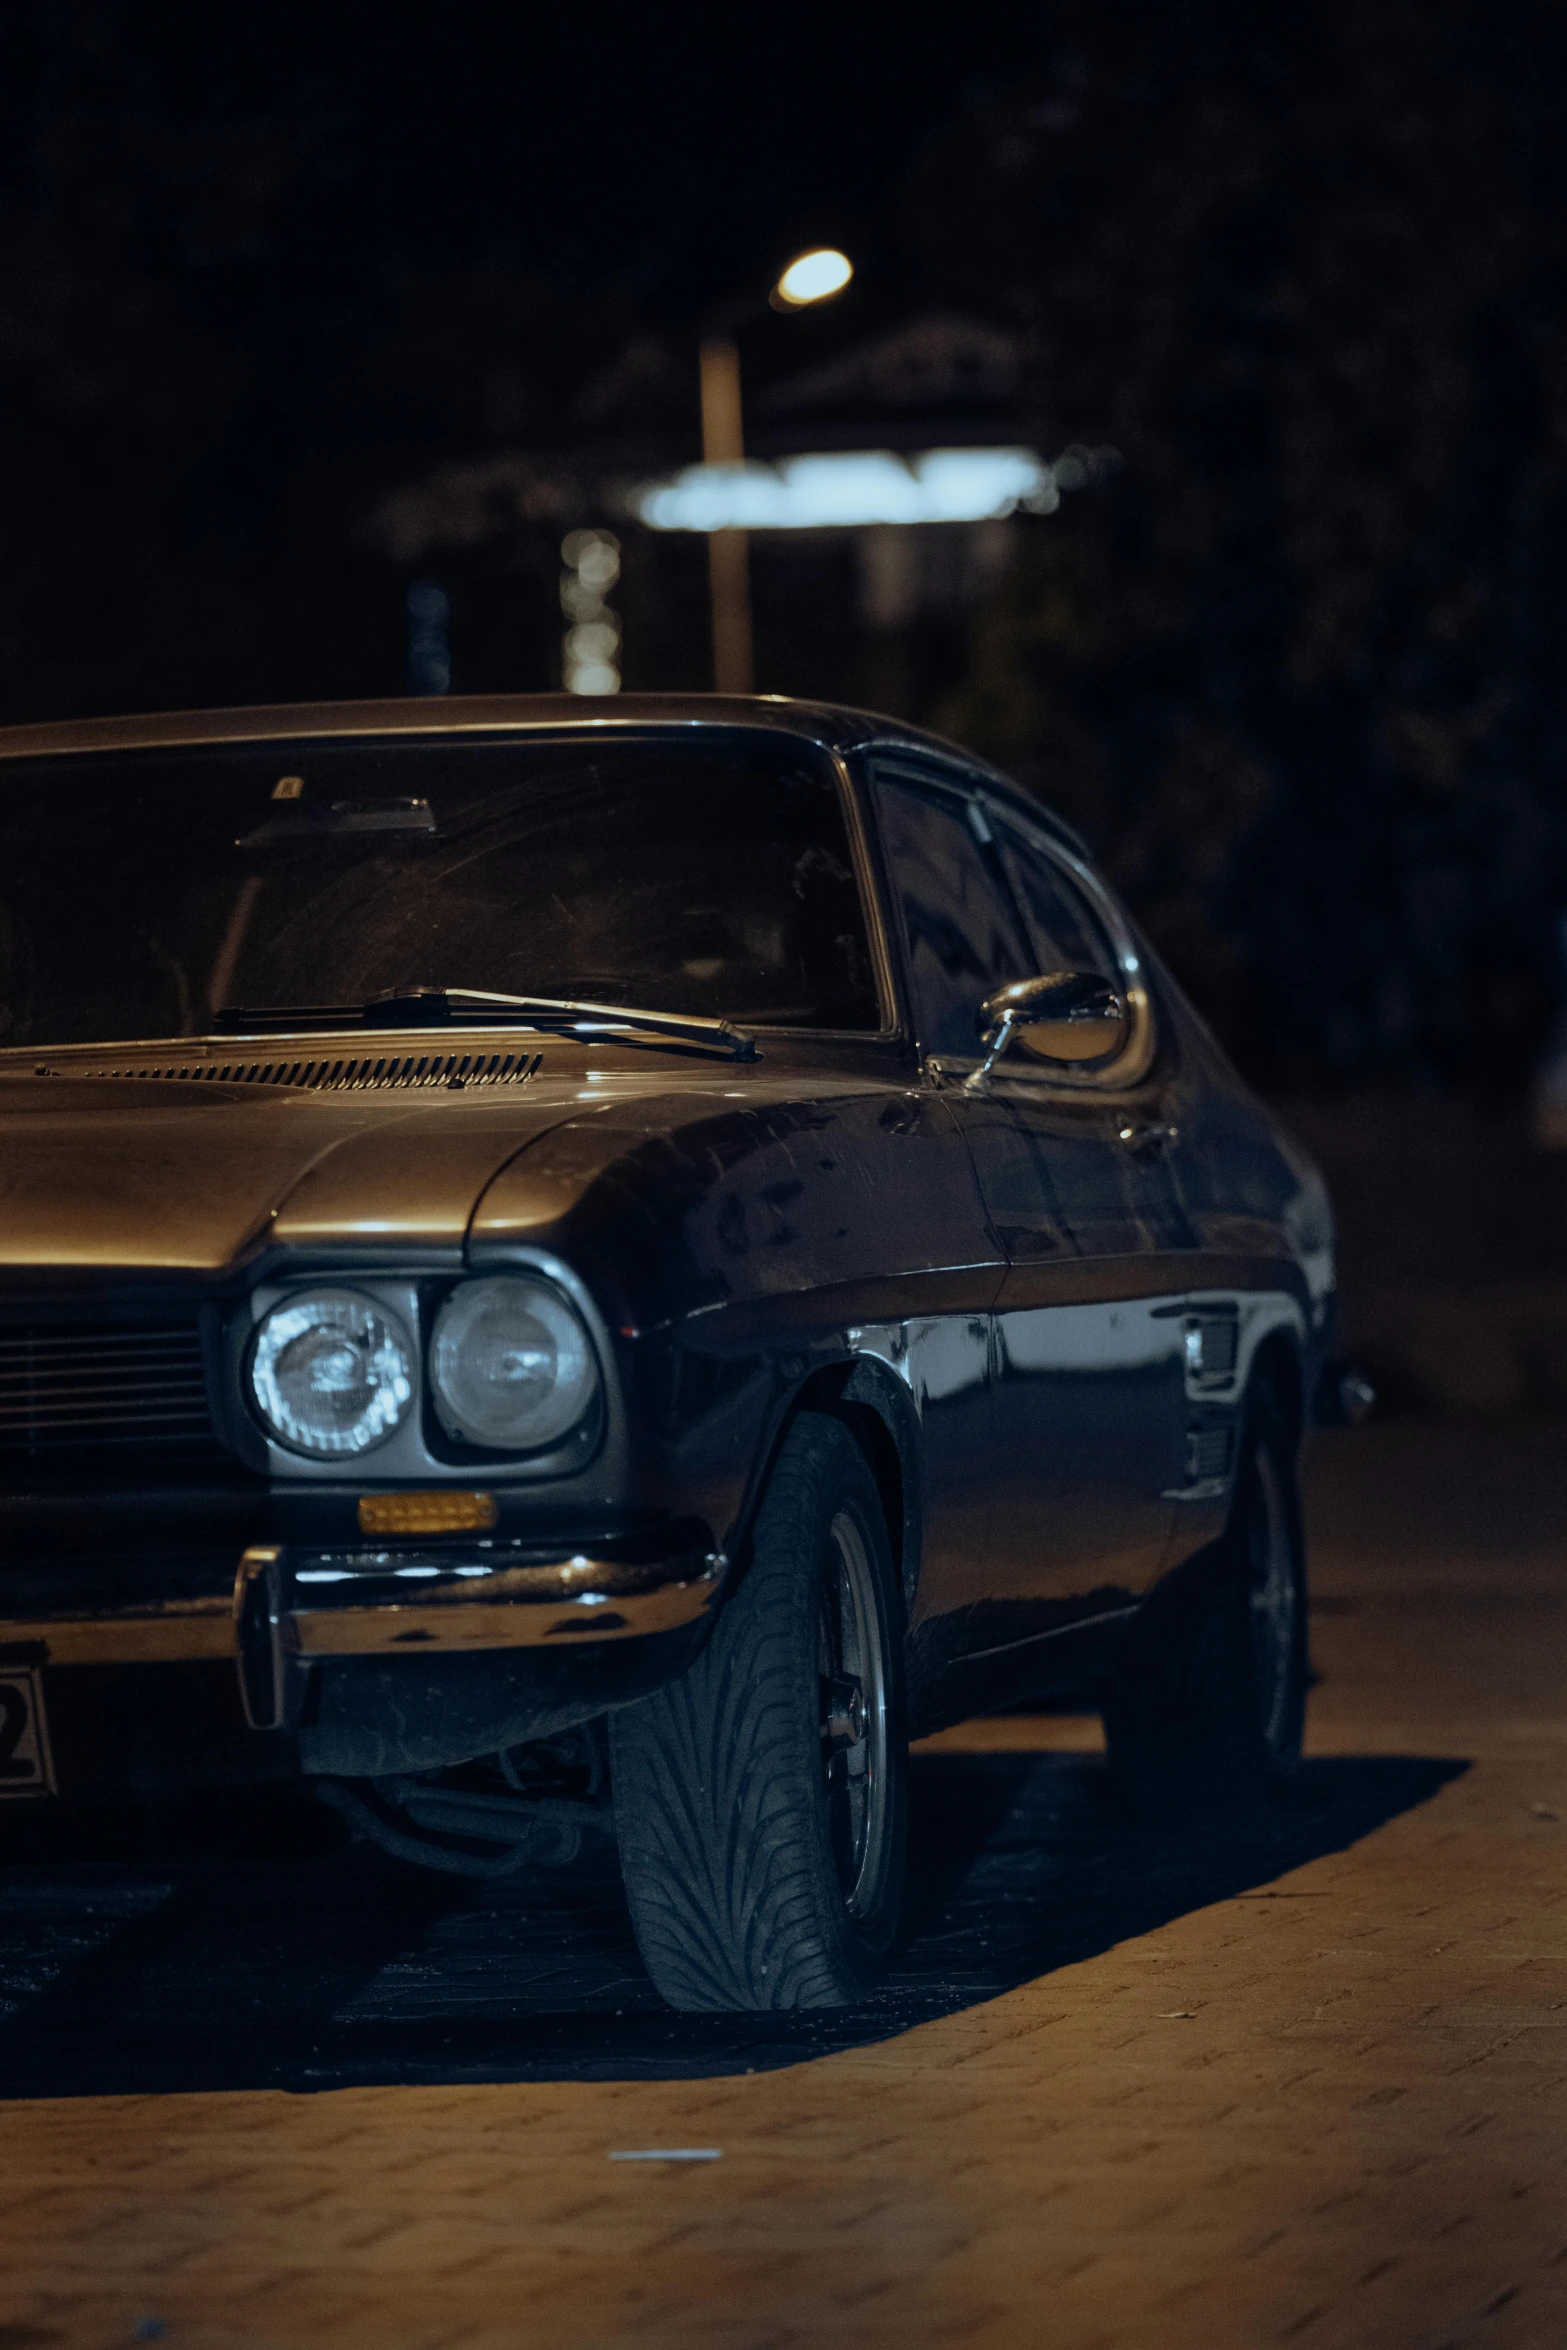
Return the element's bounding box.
[357,1491,498,1536]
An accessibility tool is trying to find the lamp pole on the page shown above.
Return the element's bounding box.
[699,248,852,697]
[699,336,752,694]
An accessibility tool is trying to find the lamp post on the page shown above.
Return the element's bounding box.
[700,247,853,694]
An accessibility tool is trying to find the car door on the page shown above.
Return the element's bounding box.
[977,802,1192,1605]
[868,754,1188,1634]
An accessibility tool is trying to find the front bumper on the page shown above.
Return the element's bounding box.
[232,1525,722,1730]
[0,1521,724,1758]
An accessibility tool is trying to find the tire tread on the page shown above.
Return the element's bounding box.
[610,1414,902,2010]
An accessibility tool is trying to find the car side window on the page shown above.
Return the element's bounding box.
[991,818,1121,986]
[873,770,1031,1056]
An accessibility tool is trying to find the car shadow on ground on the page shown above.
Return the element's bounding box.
[0,1747,1464,2097]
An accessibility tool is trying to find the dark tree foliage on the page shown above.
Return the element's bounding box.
[925,2,1567,1097]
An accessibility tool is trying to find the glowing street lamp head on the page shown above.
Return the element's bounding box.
[771,247,853,310]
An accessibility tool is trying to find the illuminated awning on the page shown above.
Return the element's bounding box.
[633,447,1061,532]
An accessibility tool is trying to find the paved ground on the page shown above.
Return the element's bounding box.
[2,1420,1565,2350]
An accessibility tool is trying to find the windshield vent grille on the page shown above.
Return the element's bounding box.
[74,1051,544,1093]
[0,1321,218,1460]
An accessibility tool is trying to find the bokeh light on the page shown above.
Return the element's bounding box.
[560,530,621,694]
[772,248,853,308]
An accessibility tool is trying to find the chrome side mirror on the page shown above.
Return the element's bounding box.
[967,971,1127,1086]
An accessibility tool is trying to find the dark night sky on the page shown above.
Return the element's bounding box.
[0,2,1055,343]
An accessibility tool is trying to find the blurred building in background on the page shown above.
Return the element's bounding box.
[362,312,1120,726]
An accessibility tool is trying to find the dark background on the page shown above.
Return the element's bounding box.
[4,0,1566,1407]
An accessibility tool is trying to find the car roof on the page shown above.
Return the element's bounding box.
[0,692,1091,859]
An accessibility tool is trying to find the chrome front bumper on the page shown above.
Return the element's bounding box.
[0,1524,725,1735]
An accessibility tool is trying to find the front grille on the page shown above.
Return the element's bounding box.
[71,1049,543,1093]
[0,1321,218,1461]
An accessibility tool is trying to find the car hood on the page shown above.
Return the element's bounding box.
[0,1068,611,1274]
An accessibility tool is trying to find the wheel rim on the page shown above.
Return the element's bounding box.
[818,1505,892,1922]
[1246,1441,1298,1760]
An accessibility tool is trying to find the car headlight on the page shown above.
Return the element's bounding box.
[249,1289,415,1458]
[428,1275,599,1451]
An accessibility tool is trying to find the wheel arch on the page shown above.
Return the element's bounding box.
[1248,1322,1306,1452]
[730,1354,921,1614]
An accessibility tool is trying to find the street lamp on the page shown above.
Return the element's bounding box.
[699,248,853,694]
[771,247,854,309]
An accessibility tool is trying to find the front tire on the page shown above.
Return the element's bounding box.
[1103,1380,1307,1820]
[610,1412,908,2011]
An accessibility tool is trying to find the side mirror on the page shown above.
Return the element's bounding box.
[969,971,1127,1085]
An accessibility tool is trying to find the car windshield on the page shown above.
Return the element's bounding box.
[0,731,882,1048]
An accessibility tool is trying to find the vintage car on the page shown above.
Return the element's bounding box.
[0,694,1344,2011]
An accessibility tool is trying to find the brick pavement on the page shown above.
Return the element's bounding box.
[4,1421,1567,2350]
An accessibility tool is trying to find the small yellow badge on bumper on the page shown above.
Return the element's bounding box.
[356,1491,498,1537]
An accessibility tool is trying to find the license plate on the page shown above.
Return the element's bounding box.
[0,1668,55,1798]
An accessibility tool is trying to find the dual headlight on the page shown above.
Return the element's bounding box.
[247,1277,598,1460]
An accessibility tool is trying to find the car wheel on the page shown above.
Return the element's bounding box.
[609,1411,908,2011]
[1103,1379,1307,1819]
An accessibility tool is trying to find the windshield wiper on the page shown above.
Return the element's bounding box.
[213,987,758,1061]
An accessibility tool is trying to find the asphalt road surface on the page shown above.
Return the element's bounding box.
[2,1420,1565,2349]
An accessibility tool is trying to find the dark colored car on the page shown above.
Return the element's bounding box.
[0,695,1341,2011]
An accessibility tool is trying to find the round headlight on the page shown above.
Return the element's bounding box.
[249,1289,415,1458]
[429,1276,598,1451]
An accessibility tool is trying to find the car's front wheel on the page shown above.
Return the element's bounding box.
[609,1411,907,2010]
